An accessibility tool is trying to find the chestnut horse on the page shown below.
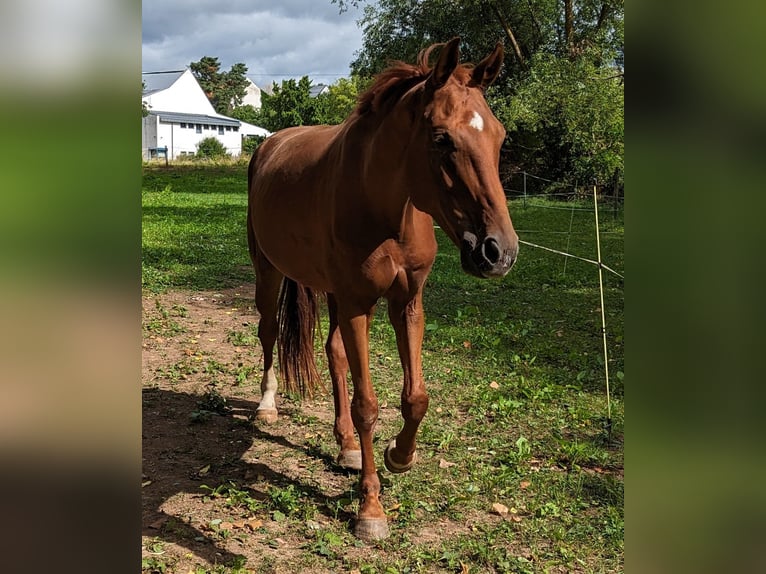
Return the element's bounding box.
[246,38,518,540]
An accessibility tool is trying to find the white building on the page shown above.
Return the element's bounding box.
[142,69,270,160]
[241,78,263,109]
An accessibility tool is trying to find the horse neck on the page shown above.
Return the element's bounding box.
[345,105,433,235]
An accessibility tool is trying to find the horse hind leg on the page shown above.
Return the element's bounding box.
[325,294,362,471]
[253,248,283,424]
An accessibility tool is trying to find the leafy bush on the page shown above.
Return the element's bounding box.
[196,136,228,159]
[242,134,266,156]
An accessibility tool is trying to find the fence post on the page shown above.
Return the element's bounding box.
[593,182,612,435]
[523,171,527,208]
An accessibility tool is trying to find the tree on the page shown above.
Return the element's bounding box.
[254,76,365,131]
[313,77,365,125]
[338,0,624,189]
[257,77,318,132]
[230,104,262,126]
[492,50,623,185]
[189,57,250,115]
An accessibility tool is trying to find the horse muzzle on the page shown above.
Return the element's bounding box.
[460,231,518,278]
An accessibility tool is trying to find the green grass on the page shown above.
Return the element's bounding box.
[142,165,252,291]
[142,164,624,573]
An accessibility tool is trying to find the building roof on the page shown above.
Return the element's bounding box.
[309,84,329,98]
[142,70,185,95]
[149,111,241,127]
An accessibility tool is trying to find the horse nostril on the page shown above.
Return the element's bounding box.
[482,237,501,265]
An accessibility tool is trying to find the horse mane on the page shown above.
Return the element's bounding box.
[355,42,473,116]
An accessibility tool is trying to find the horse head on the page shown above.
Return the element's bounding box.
[412,37,519,278]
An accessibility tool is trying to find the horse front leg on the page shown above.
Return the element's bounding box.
[337,306,389,541]
[384,291,428,474]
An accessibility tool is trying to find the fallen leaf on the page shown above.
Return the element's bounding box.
[489,381,500,389]
[435,407,443,413]
[231,520,246,529]
[148,517,168,529]
[463,340,472,348]
[142,480,152,488]
[459,560,470,574]
[511,515,522,522]
[520,481,531,489]
[491,502,509,516]
[386,503,401,512]
[220,521,233,530]
[439,459,456,469]
[245,519,263,531]
[198,464,210,475]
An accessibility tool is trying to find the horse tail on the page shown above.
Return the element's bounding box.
[277,277,322,398]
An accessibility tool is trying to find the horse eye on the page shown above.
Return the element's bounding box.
[433,132,453,148]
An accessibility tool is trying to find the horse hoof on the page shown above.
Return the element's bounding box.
[336,449,362,471]
[384,438,417,474]
[255,408,278,424]
[354,517,389,541]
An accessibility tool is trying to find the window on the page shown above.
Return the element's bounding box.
[203,125,209,130]
[180,122,186,128]
[225,126,231,132]
[195,124,201,133]
[218,126,224,135]
[234,126,239,132]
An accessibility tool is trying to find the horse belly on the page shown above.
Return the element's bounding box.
[251,188,332,291]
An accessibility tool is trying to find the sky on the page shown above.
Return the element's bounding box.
[142,0,369,88]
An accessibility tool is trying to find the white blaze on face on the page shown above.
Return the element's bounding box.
[469,111,484,131]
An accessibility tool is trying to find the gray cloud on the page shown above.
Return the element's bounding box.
[142,1,365,87]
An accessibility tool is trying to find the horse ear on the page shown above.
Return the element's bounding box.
[470,42,504,90]
[427,37,461,91]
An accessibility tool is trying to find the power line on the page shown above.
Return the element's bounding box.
[247,73,349,77]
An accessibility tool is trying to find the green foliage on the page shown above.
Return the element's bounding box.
[200,482,264,513]
[241,134,266,156]
[312,76,363,125]
[257,76,317,131]
[255,75,363,131]
[190,56,250,114]
[141,81,150,117]
[229,103,261,125]
[348,0,624,188]
[196,136,228,159]
[493,49,624,185]
[267,484,302,516]
[351,0,536,78]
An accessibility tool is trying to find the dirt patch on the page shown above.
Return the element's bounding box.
[143,285,419,572]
